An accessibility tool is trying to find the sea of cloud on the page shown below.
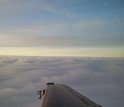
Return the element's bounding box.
[0,56,124,107]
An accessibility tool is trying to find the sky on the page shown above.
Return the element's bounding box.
[0,56,124,107]
[0,0,124,57]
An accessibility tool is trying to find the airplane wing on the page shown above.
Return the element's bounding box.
[38,83,102,107]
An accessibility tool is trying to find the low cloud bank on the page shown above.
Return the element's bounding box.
[0,56,124,107]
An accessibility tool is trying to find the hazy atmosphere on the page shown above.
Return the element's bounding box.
[0,0,124,107]
[0,0,124,57]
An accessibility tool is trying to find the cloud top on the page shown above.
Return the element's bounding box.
[0,56,124,107]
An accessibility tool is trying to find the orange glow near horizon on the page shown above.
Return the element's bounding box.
[0,47,124,58]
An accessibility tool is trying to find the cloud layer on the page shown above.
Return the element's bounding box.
[0,56,124,107]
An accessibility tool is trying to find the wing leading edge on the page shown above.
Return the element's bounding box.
[38,83,102,107]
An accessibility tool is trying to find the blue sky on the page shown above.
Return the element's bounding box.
[0,0,124,57]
